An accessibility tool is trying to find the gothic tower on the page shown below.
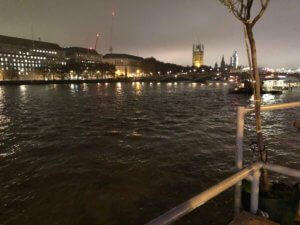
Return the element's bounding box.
[193,43,204,68]
[220,55,226,71]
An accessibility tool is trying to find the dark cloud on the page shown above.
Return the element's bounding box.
[0,0,299,68]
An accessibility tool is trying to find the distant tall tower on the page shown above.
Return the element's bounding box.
[230,51,239,69]
[220,55,226,71]
[193,43,204,68]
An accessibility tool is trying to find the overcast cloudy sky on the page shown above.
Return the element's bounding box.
[0,0,299,68]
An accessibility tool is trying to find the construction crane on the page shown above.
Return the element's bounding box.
[94,33,100,52]
[109,10,115,53]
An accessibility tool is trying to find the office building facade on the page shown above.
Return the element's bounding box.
[103,53,143,77]
[0,35,66,80]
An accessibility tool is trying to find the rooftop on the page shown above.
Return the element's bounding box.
[0,35,62,50]
[65,47,100,55]
[103,53,143,61]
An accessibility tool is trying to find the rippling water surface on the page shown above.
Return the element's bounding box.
[0,83,299,225]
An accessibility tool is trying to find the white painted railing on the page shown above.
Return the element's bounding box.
[146,101,300,225]
[235,101,300,215]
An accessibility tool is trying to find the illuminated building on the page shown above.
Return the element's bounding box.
[103,53,143,77]
[192,43,204,68]
[65,47,103,76]
[65,47,102,64]
[230,51,239,69]
[0,35,66,80]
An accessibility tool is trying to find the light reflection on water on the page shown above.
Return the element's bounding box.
[134,82,142,96]
[262,93,275,103]
[19,85,27,92]
[0,83,299,225]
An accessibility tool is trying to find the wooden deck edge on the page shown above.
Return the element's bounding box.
[229,211,279,225]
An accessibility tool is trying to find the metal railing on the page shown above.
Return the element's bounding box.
[146,101,300,225]
[235,101,300,215]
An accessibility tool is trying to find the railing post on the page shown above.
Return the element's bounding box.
[236,106,245,170]
[234,184,242,217]
[234,106,246,216]
[250,169,261,214]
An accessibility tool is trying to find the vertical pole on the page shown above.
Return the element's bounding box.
[234,107,245,216]
[251,169,261,214]
[236,107,245,170]
[234,184,242,217]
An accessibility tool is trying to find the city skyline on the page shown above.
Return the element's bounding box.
[0,0,300,68]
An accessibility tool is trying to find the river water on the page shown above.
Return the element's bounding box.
[0,82,299,225]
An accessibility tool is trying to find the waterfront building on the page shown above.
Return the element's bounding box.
[65,47,102,65]
[0,35,66,80]
[230,51,239,69]
[65,47,103,78]
[103,53,143,77]
[192,43,204,68]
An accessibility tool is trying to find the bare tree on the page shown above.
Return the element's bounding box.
[219,0,270,190]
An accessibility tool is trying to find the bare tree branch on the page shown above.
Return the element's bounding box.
[251,0,270,27]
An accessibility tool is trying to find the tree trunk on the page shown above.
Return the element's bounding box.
[243,25,254,85]
[246,24,269,191]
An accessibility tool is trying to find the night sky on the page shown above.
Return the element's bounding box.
[1,0,299,68]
